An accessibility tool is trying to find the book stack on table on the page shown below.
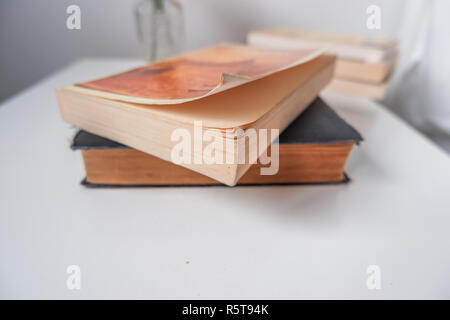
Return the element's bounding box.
[247,28,397,101]
[56,44,361,187]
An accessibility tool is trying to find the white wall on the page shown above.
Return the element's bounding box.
[0,0,407,102]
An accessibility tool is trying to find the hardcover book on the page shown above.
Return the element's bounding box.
[72,98,362,186]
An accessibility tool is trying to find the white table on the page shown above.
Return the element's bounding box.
[1,59,450,299]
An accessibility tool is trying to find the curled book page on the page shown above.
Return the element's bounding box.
[69,44,325,105]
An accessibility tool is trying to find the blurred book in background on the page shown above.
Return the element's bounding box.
[247,28,397,100]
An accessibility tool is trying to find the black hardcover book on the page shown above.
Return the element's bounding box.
[72,97,362,187]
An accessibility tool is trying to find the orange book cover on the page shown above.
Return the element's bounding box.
[69,44,324,104]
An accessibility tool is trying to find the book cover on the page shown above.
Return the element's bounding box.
[68,44,324,105]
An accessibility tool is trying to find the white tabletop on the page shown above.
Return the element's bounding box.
[1,59,450,299]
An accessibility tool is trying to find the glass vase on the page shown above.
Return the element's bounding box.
[134,0,184,62]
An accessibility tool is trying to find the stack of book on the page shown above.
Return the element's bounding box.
[247,28,397,100]
[56,44,361,187]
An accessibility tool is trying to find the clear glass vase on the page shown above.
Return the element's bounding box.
[134,0,184,62]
